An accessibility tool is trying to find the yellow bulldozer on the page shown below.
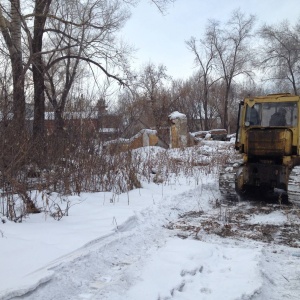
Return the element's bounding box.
[219,93,300,205]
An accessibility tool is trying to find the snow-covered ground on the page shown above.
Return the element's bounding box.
[1,143,300,300]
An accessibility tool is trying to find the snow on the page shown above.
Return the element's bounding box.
[169,111,187,120]
[247,210,288,225]
[103,129,157,145]
[124,239,262,300]
[98,128,117,133]
[205,133,211,140]
[0,142,300,300]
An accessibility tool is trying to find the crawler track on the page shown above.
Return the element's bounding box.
[218,158,243,201]
[288,166,300,206]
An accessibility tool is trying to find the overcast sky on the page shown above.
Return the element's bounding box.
[120,0,300,80]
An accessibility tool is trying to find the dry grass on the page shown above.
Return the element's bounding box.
[0,133,234,221]
[166,202,300,248]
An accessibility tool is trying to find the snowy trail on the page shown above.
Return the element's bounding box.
[252,245,300,300]
[7,201,169,300]
[7,186,192,300]
[7,183,264,300]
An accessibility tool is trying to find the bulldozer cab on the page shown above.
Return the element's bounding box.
[235,94,300,157]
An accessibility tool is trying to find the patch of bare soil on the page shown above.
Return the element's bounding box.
[165,201,300,248]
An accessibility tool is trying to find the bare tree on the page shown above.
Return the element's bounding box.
[170,78,200,131]
[186,36,219,130]
[148,0,175,13]
[207,9,256,131]
[137,62,171,129]
[41,0,176,133]
[170,76,221,132]
[115,62,174,137]
[42,0,129,132]
[259,20,300,95]
[0,0,176,136]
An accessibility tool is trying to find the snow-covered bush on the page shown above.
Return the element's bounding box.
[0,120,234,222]
[130,140,234,185]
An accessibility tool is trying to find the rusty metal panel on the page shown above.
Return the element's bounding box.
[246,129,292,156]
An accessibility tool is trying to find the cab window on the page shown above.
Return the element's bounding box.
[245,102,297,127]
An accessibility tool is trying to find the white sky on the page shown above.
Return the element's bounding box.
[120,0,300,80]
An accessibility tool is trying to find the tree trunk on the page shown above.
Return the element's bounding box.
[55,108,65,132]
[32,2,49,139]
[223,88,229,131]
[11,48,26,131]
[1,0,26,131]
[31,0,52,164]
